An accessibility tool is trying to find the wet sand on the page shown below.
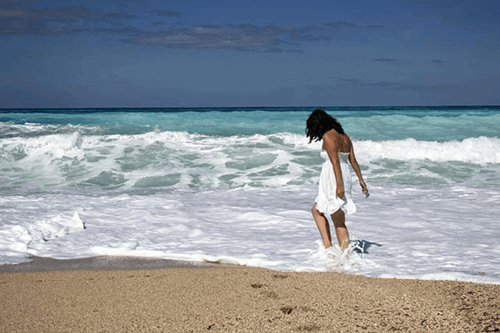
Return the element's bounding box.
[1,257,499,332]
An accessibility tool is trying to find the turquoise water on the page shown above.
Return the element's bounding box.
[1,106,499,195]
[2,106,499,139]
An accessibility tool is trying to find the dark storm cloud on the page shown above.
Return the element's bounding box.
[0,1,390,53]
[1,5,91,35]
[0,1,137,35]
[127,25,276,51]
[125,20,388,52]
[126,24,326,52]
[0,1,328,52]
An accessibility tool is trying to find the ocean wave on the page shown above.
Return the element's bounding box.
[1,130,499,195]
[2,107,500,140]
[356,137,500,165]
[0,122,106,139]
[342,113,500,141]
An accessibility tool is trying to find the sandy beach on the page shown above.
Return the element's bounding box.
[1,257,499,332]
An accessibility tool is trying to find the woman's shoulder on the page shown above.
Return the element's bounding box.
[325,130,352,152]
[343,133,353,145]
[323,130,345,149]
[324,129,351,142]
[323,129,340,140]
[343,134,353,150]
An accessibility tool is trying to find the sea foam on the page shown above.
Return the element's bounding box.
[1,184,499,284]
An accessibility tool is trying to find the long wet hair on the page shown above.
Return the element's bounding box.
[306,109,345,143]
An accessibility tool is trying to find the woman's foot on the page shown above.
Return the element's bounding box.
[340,238,350,250]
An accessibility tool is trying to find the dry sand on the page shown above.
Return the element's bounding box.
[1,257,499,333]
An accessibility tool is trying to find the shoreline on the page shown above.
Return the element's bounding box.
[1,255,498,286]
[1,256,499,332]
[0,256,215,273]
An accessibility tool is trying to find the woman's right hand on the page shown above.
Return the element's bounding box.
[336,185,345,200]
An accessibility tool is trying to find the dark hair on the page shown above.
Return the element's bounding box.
[306,109,345,143]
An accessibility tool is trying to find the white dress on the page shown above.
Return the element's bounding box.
[314,150,357,215]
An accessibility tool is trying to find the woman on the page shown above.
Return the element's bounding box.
[306,109,368,250]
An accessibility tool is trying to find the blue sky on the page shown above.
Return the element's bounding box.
[1,0,499,107]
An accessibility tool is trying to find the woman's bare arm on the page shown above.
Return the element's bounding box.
[347,136,368,192]
[323,130,345,198]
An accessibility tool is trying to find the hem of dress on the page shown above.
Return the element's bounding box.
[314,197,356,215]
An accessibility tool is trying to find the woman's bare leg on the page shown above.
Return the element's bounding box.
[331,209,350,249]
[311,204,333,248]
